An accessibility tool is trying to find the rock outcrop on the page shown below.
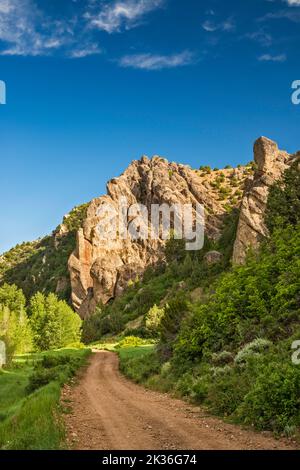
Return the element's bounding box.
[69,137,296,318]
[69,156,235,318]
[232,137,294,265]
[204,250,223,265]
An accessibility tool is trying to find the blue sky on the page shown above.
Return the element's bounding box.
[0,0,300,253]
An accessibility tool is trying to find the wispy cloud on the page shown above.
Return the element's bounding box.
[260,7,300,23]
[285,0,300,5]
[87,0,164,33]
[201,16,235,33]
[258,53,287,62]
[0,0,102,57]
[245,29,273,47]
[69,43,103,59]
[118,50,195,70]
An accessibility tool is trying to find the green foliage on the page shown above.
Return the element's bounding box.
[0,203,88,302]
[0,284,32,361]
[199,165,211,173]
[84,161,300,437]
[82,264,176,343]
[265,161,300,233]
[60,203,88,232]
[26,353,82,393]
[118,218,300,435]
[27,368,60,393]
[234,339,272,365]
[118,347,162,385]
[115,336,146,349]
[165,235,186,264]
[211,351,234,366]
[29,292,82,351]
[0,283,26,312]
[145,304,165,333]
[159,295,189,358]
[0,348,91,449]
[236,362,300,432]
[175,223,300,367]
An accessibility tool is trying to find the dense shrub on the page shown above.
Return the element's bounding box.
[119,350,162,384]
[159,295,189,358]
[236,362,300,432]
[26,368,59,393]
[265,161,300,233]
[116,336,145,349]
[234,339,272,365]
[145,304,165,334]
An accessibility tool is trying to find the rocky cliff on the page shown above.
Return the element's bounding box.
[69,137,299,319]
[2,136,295,318]
[232,137,296,264]
[69,156,248,318]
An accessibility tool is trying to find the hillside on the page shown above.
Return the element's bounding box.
[89,151,300,438]
[0,135,300,443]
[0,204,88,301]
[0,156,250,308]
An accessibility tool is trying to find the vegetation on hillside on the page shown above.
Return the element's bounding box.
[0,203,88,302]
[82,207,240,344]
[93,163,300,437]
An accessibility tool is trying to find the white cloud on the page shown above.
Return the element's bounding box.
[245,29,273,47]
[202,17,235,33]
[260,8,300,22]
[87,0,164,33]
[118,50,195,70]
[69,43,102,58]
[202,21,218,32]
[258,53,287,62]
[0,0,102,57]
[285,0,300,5]
[0,0,13,14]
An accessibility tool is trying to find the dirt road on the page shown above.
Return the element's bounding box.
[62,351,298,450]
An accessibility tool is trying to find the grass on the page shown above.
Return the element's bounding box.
[117,344,164,386]
[0,347,91,450]
[118,344,155,361]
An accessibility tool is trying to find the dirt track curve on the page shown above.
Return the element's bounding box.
[62,351,298,450]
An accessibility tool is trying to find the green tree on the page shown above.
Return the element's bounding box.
[0,284,32,362]
[165,233,186,264]
[159,295,189,358]
[29,292,81,351]
[0,283,26,313]
[265,161,300,232]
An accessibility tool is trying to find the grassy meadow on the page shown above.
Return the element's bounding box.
[0,348,91,450]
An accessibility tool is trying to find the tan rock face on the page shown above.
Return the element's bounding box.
[232,137,294,265]
[69,138,296,318]
[68,156,231,318]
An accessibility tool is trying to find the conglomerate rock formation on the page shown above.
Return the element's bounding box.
[69,156,233,318]
[69,138,297,318]
[232,137,296,264]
